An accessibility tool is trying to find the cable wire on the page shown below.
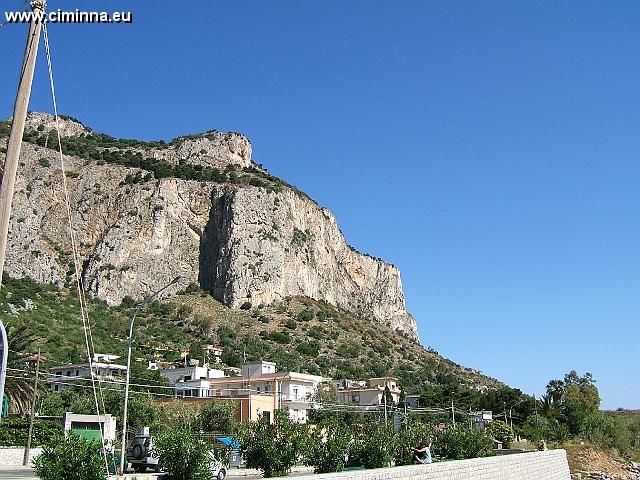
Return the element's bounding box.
[41,19,112,473]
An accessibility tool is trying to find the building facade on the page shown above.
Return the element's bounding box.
[48,354,127,392]
[159,361,323,423]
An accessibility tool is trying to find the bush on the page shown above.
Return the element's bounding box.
[521,414,553,442]
[432,425,492,460]
[353,419,394,469]
[304,420,351,473]
[486,420,514,448]
[0,418,62,446]
[239,411,307,477]
[198,401,238,434]
[394,421,432,466]
[34,434,106,480]
[152,400,201,435]
[581,413,631,454]
[296,308,314,322]
[155,429,212,480]
[240,301,252,310]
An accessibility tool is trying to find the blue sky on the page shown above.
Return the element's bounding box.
[1,1,638,409]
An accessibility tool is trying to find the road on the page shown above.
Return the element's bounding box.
[0,469,37,480]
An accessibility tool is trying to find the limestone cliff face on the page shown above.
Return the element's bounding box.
[1,113,419,339]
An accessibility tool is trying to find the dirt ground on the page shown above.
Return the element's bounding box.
[564,442,639,479]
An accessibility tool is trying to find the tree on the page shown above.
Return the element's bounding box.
[353,416,395,469]
[486,420,514,448]
[393,420,432,466]
[238,410,308,477]
[198,401,238,434]
[546,379,565,404]
[152,400,201,435]
[34,434,106,480]
[303,419,351,473]
[155,429,212,480]
[521,414,553,443]
[3,325,37,413]
[432,425,492,460]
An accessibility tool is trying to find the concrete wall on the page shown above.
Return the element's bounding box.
[287,450,570,480]
[0,447,43,466]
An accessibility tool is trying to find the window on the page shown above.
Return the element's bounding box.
[293,387,299,400]
[257,386,261,394]
[66,370,72,376]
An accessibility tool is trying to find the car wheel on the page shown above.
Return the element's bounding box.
[217,469,227,480]
[132,444,144,460]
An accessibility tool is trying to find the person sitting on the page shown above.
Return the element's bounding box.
[412,440,433,464]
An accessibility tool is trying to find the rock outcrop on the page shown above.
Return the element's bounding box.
[1,113,419,339]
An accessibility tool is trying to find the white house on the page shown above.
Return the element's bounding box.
[48,354,127,392]
[160,360,323,423]
[336,376,402,407]
[159,365,226,398]
[471,410,494,429]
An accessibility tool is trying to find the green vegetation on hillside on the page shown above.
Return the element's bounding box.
[0,276,498,399]
[3,121,314,201]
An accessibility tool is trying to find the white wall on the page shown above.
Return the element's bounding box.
[0,447,43,466]
[286,450,571,480]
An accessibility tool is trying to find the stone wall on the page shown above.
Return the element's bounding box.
[0,446,43,466]
[287,450,571,480]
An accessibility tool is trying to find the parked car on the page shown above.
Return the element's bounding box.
[208,450,229,480]
[126,430,159,473]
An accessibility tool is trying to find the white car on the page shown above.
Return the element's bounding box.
[208,450,229,480]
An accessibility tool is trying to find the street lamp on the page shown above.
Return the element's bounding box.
[119,276,185,475]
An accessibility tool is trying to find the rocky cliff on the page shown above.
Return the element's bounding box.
[1,113,418,339]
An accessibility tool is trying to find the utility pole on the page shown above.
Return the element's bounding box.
[451,399,456,427]
[383,379,388,425]
[504,402,508,427]
[0,0,46,418]
[23,348,41,465]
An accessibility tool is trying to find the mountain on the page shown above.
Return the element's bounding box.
[1,112,417,339]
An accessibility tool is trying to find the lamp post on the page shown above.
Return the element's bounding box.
[119,276,185,475]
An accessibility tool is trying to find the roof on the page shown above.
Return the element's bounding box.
[205,371,322,385]
[50,362,127,371]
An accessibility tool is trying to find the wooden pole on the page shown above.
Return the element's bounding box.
[0,0,46,420]
[0,0,46,280]
[451,399,456,427]
[23,348,41,465]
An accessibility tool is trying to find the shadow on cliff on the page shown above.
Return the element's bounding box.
[199,189,233,304]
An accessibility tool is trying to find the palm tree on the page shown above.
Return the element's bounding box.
[3,325,38,414]
[537,393,556,419]
[545,379,565,404]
